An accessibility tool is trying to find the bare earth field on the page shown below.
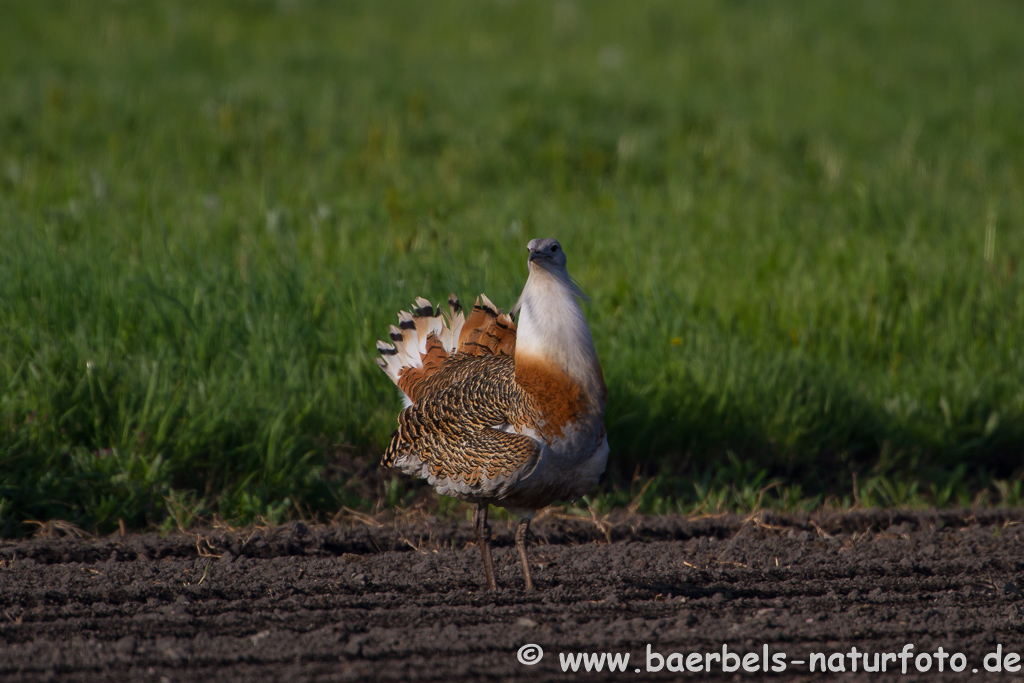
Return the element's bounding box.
[3,510,1024,682]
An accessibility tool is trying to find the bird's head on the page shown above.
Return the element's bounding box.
[526,238,567,271]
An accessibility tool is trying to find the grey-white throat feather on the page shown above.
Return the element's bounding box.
[513,239,603,409]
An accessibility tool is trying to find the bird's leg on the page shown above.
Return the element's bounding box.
[515,516,534,591]
[475,502,497,591]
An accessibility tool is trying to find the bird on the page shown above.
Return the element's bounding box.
[374,238,608,590]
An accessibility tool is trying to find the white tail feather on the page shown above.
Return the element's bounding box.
[390,320,422,369]
[375,341,402,382]
[443,294,465,352]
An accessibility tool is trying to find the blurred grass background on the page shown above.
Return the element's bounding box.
[2,0,1023,536]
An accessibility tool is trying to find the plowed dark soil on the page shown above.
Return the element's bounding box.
[3,510,1024,682]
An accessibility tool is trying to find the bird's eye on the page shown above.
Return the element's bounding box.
[551,245,559,252]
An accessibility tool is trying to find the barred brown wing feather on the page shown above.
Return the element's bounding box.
[392,427,541,496]
[394,348,520,407]
[381,354,541,497]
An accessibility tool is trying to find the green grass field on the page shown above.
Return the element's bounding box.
[2,1,1023,536]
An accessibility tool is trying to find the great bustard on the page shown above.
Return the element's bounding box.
[375,238,608,590]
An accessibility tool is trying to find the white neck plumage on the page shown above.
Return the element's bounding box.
[514,263,604,409]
